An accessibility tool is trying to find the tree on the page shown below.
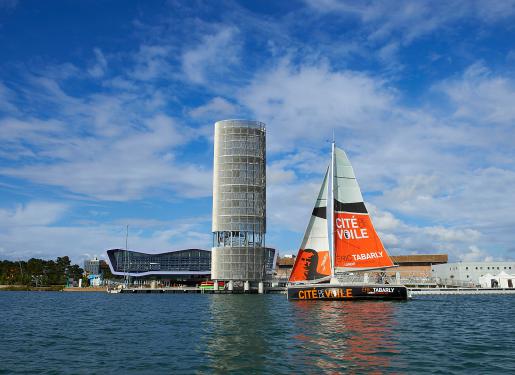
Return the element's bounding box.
[0,256,84,286]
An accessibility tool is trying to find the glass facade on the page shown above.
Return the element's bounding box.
[211,120,267,281]
[106,249,211,276]
[84,258,101,275]
[212,120,266,240]
[105,248,276,278]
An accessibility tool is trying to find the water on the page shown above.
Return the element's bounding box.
[1,293,514,374]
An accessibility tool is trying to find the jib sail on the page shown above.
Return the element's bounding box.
[289,168,331,282]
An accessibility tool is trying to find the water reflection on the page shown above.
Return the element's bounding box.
[203,295,279,373]
[200,295,404,373]
[292,301,402,373]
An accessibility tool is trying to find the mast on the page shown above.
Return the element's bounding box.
[330,141,335,278]
[124,224,130,287]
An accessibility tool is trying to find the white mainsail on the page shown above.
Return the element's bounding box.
[332,146,395,272]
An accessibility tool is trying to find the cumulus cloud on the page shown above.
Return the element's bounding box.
[240,60,394,151]
[435,62,515,126]
[0,68,213,201]
[2,2,515,262]
[367,204,402,232]
[238,58,515,260]
[0,113,211,200]
[424,226,481,243]
[459,245,493,262]
[182,27,240,84]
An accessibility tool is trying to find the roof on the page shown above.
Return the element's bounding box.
[391,254,448,265]
[276,257,296,266]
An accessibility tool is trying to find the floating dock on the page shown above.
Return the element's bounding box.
[409,287,515,295]
[105,286,515,295]
[110,286,287,294]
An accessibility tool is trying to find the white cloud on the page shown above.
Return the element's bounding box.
[130,45,172,81]
[435,62,515,126]
[305,0,515,44]
[0,213,212,264]
[238,58,515,260]
[88,48,108,78]
[0,74,212,200]
[0,114,211,200]
[190,97,238,119]
[459,245,492,262]
[267,163,297,185]
[0,199,212,263]
[367,204,402,231]
[0,82,18,114]
[379,233,399,247]
[0,201,68,227]
[240,60,394,152]
[424,226,481,243]
[267,177,321,232]
[2,6,515,263]
[182,27,240,84]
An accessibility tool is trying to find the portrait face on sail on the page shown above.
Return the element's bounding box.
[302,249,321,279]
[289,249,330,281]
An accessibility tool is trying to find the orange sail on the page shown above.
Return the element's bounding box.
[289,168,331,282]
[332,147,395,271]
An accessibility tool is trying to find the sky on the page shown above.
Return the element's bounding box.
[1,0,515,265]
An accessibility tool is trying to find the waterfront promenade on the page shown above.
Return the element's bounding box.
[58,285,515,296]
[5,283,515,296]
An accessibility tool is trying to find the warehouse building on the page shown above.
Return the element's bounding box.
[431,261,515,287]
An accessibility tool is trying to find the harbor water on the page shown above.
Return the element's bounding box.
[1,292,515,374]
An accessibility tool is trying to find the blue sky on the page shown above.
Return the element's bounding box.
[1,0,515,264]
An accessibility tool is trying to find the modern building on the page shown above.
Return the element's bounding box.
[83,257,106,286]
[211,120,267,290]
[84,257,101,275]
[105,248,277,285]
[431,261,515,287]
[106,248,211,279]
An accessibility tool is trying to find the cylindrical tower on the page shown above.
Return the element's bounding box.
[211,120,266,282]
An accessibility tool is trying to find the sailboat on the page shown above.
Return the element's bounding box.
[287,143,409,301]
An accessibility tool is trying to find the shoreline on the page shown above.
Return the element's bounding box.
[0,285,64,292]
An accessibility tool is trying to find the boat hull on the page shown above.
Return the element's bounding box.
[287,284,408,301]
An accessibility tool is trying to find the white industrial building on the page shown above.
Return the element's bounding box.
[432,262,515,287]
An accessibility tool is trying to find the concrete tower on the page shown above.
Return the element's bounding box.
[211,120,266,291]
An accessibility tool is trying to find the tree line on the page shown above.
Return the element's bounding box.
[0,256,84,286]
